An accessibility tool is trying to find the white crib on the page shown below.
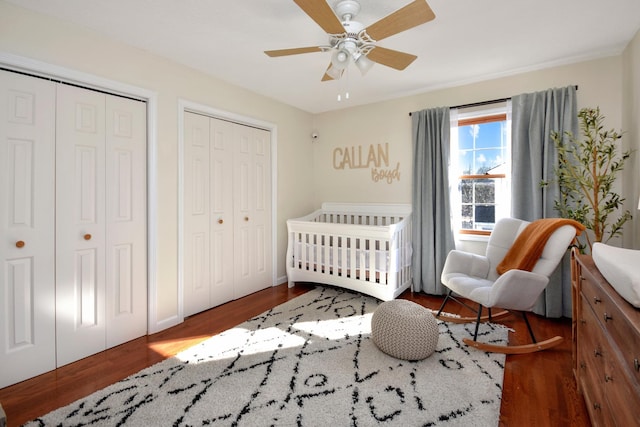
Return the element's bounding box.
[286,203,413,301]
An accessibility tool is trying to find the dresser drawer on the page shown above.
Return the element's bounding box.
[578,294,607,383]
[578,294,610,426]
[581,274,640,384]
[603,356,640,427]
[578,374,609,427]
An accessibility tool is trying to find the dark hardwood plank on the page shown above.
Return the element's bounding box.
[0,283,590,427]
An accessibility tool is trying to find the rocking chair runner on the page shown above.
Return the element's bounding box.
[436,217,584,354]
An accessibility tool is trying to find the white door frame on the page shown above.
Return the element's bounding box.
[0,53,163,333]
[177,99,278,324]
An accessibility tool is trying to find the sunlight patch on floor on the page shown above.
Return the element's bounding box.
[174,327,307,363]
[148,335,211,358]
[292,313,373,340]
[172,314,374,363]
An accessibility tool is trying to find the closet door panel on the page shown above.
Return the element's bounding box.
[251,128,272,283]
[105,95,147,347]
[183,112,212,316]
[0,71,56,388]
[233,125,253,298]
[209,118,234,307]
[55,84,107,367]
[233,126,272,299]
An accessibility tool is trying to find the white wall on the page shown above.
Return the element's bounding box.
[0,1,316,332]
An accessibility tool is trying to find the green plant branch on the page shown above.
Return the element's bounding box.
[544,107,634,253]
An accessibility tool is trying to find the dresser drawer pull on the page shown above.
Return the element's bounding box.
[594,349,602,357]
[593,296,601,304]
[603,313,612,322]
[635,358,639,372]
[605,375,613,382]
[593,403,601,410]
[580,362,586,369]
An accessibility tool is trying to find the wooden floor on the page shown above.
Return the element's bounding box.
[0,283,590,427]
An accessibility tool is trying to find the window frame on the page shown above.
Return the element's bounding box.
[451,108,510,237]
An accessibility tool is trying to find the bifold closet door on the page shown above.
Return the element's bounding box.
[183,112,213,316]
[104,94,147,348]
[55,84,147,366]
[183,113,235,316]
[55,85,107,366]
[232,124,272,299]
[183,112,272,317]
[0,71,56,388]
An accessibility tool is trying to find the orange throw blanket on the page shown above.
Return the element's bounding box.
[496,218,585,274]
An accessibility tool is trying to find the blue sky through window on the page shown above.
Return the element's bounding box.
[457,121,506,174]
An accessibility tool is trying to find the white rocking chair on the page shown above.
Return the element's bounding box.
[436,217,583,354]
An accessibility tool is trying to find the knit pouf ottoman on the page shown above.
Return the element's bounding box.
[371,299,439,361]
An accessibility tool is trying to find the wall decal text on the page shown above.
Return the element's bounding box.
[332,143,400,184]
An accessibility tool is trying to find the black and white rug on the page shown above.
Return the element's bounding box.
[24,286,508,426]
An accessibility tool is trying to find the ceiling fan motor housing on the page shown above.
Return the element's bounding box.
[334,0,361,21]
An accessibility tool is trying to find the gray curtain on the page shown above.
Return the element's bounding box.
[511,86,578,317]
[411,107,455,295]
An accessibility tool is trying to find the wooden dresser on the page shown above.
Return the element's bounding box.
[571,250,640,426]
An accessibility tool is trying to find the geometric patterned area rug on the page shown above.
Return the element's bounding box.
[24,286,507,427]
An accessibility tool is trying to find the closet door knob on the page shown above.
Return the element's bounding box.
[218,219,224,224]
[84,234,92,240]
[16,240,25,248]
[244,216,249,222]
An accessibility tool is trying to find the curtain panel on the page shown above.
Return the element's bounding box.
[511,86,578,317]
[411,107,455,295]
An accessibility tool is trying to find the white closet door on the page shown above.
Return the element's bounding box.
[55,84,107,367]
[0,71,56,388]
[183,112,213,316]
[105,94,147,347]
[233,125,272,298]
[209,117,235,306]
[183,113,272,315]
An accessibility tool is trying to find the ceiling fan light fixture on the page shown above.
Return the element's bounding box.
[355,54,374,75]
[331,48,351,70]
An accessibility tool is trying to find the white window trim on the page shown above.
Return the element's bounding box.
[450,103,511,241]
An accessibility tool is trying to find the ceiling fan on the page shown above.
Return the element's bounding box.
[264,0,435,81]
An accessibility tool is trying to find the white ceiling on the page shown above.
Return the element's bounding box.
[7,0,640,114]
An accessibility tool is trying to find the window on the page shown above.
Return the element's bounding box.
[450,104,511,236]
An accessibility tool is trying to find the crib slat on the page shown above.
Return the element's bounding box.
[379,240,388,286]
[390,232,399,288]
[367,238,375,283]
[296,232,303,270]
[323,234,330,274]
[349,237,357,280]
